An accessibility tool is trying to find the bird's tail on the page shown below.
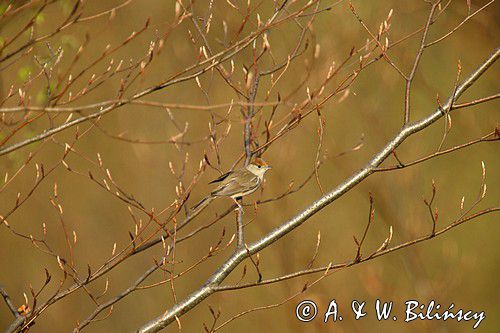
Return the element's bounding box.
[188,196,214,219]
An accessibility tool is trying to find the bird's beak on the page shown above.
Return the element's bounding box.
[266,166,272,170]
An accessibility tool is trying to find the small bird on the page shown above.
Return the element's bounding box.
[189,158,271,216]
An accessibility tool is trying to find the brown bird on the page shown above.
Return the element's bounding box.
[190,158,271,216]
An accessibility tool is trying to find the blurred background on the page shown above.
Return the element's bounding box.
[0,0,498,332]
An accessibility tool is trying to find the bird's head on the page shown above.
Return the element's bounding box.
[247,157,272,177]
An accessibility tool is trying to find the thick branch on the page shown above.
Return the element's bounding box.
[0,284,19,318]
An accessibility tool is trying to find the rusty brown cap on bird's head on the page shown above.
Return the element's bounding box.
[252,157,269,168]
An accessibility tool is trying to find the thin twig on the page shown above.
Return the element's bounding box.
[403,1,439,124]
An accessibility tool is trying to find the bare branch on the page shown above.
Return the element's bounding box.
[0,284,19,318]
[214,207,498,292]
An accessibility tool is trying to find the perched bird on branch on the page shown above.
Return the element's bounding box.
[190,158,271,216]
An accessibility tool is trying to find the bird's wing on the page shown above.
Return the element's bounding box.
[208,171,233,184]
[235,172,260,188]
[212,170,260,197]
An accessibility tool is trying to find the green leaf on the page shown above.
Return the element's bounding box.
[35,13,45,25]
[0,4,8,15]
[36,90,48,105]
[61,34,79,50]
[18,66,32,81]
